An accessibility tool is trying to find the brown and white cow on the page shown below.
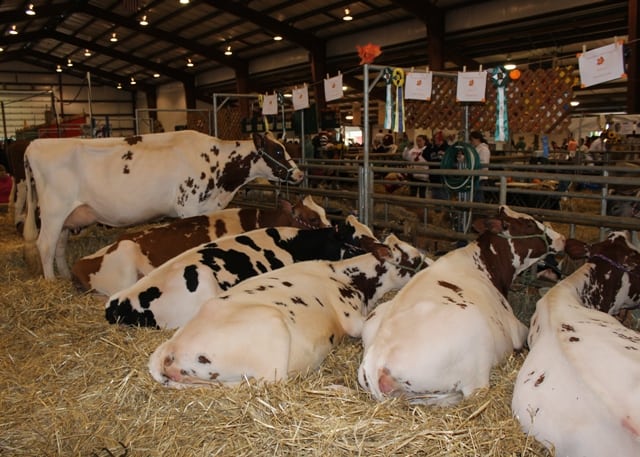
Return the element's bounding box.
[512,231,640,457]
[71,195,330,296]
[106,215,381,329]
[358,206,566,406]
[148,233,428,388]
[23,130,303,279]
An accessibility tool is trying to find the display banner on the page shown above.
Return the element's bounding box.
[405,71,433,101]
[324,74,344,102]
[578,41,626,88]
[292,85,309,111]
[456,71,487,102]
[262,93,278,115]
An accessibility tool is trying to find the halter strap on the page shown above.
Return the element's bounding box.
[590,253,639,279]
[497,224,551,255]
[258,146,297,178]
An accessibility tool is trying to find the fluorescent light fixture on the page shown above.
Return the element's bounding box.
[504,63,517,70]
[9,25,18,35]
[110,32,118,42]
[224,45,232,56]
[130,77,136,85]
[153,72,160,78]
[179,0,189,4]
[117,82,122,89]
[56,65,62,73]
[570,100,580,107]
[343,8,353,21]
[273,35,283,41]
[67,58,73,67]
[139,15,148,26]
[25,4,36,16]
[84,49,91,56]
[187,58,194,67]
[345,114,354,120]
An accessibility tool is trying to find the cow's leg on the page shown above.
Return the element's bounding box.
[54,228,71,278]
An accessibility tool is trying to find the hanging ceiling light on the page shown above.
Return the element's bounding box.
[130,76,136,85]
[179,0,189,4]
[273,35,283,41]
[224,45,232,56]
[9,25,18,35]
[84,48,92,57]
[25,4,36,16]
[139,15,148,26]
[67,58,73,67]
[186,58,194,67]
[343,8,353,21]
[504,63,516,70]
[117,82,122,89]
[56,64,62,73]
[570,100,580,107]
[153,72,160,78]
[110,32,118,42]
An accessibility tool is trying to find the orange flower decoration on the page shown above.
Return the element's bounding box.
[357,43,382,65]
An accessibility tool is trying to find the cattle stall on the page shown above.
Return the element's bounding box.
[3,153,639,455]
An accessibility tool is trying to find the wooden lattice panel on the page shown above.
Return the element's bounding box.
[216,105,244,140]
[405,67,576,135]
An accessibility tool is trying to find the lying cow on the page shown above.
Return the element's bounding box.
[149,233,428,387]
[106,215,379,329]
[71,195,330,296]
[358,206,566,406]
[512,231,640,457]
[23,130,303,279]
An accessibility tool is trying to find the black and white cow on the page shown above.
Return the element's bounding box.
[358,206,566,406]
[71,195,330,296]
[23,130,303,279]
[512,231,640,457]
[148,233,428,388]
[106,215,379,329]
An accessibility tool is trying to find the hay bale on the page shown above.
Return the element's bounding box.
[0,212,553,456]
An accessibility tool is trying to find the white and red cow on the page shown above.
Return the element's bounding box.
[358,206,566,406]
[512,231,640,457]
[106,215,380,329]
[23,130,303,279]
[71,195,330,296]
[148,233,428,388]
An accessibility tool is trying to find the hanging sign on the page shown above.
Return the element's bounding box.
[578,41,626,88]
[456,71,487,102]
[292,85,309,111]
[324,74,343,102]
[404,71,433,101]
[261,93,278,115]
[391,68,405,133]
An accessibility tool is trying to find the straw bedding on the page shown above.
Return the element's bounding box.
[1,210,558,457]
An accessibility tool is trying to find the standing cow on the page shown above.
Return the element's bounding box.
[149,233,428,388]
[106,215,380,329]
[23,130,303,279]
[71,195,330,296]
[512,231,640,457]
[358,206,566,406]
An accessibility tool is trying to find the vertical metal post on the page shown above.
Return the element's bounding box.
[213,94,219,137]
[86,72,93,137]
[362,64,370,225]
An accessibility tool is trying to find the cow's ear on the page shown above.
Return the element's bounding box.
[279,198,293,213]
[564,238,589,259]
[371,243,392,261]
[472,217,504,234]
[253,133,265,150]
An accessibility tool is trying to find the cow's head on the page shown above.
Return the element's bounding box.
[253,132,304,184]
[565,231,640,316]
[472,205,566,295]
[335,215,380,258]
[287,195,331,229]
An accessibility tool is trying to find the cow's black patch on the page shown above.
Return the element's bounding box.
[139,287,162,309]
[183,265,199,292]
[105,298,158,328]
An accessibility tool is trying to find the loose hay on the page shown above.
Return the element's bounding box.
[0,212,555,457]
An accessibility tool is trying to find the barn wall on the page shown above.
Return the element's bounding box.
[0,61,135,140]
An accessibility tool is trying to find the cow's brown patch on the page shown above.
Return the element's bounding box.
[569,336,580,342]
[198,355,211,364]
[534,373,545,387]
[214,219,227,238]
[438,280,462,294]
[561,323,575,332]
[71,255,104,292]
[124,135,142,145]
[209,372,219,380]
[123,165,130,174]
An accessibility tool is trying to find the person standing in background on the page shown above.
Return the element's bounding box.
[426,131,449,200]
[469,131,490,203]
[402,134,430,198]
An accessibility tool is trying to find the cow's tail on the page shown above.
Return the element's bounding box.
[23,155,38,242]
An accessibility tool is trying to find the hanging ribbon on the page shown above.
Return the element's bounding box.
[491,66,510,142]
[382,67,393,130]
[391,68,405,133]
